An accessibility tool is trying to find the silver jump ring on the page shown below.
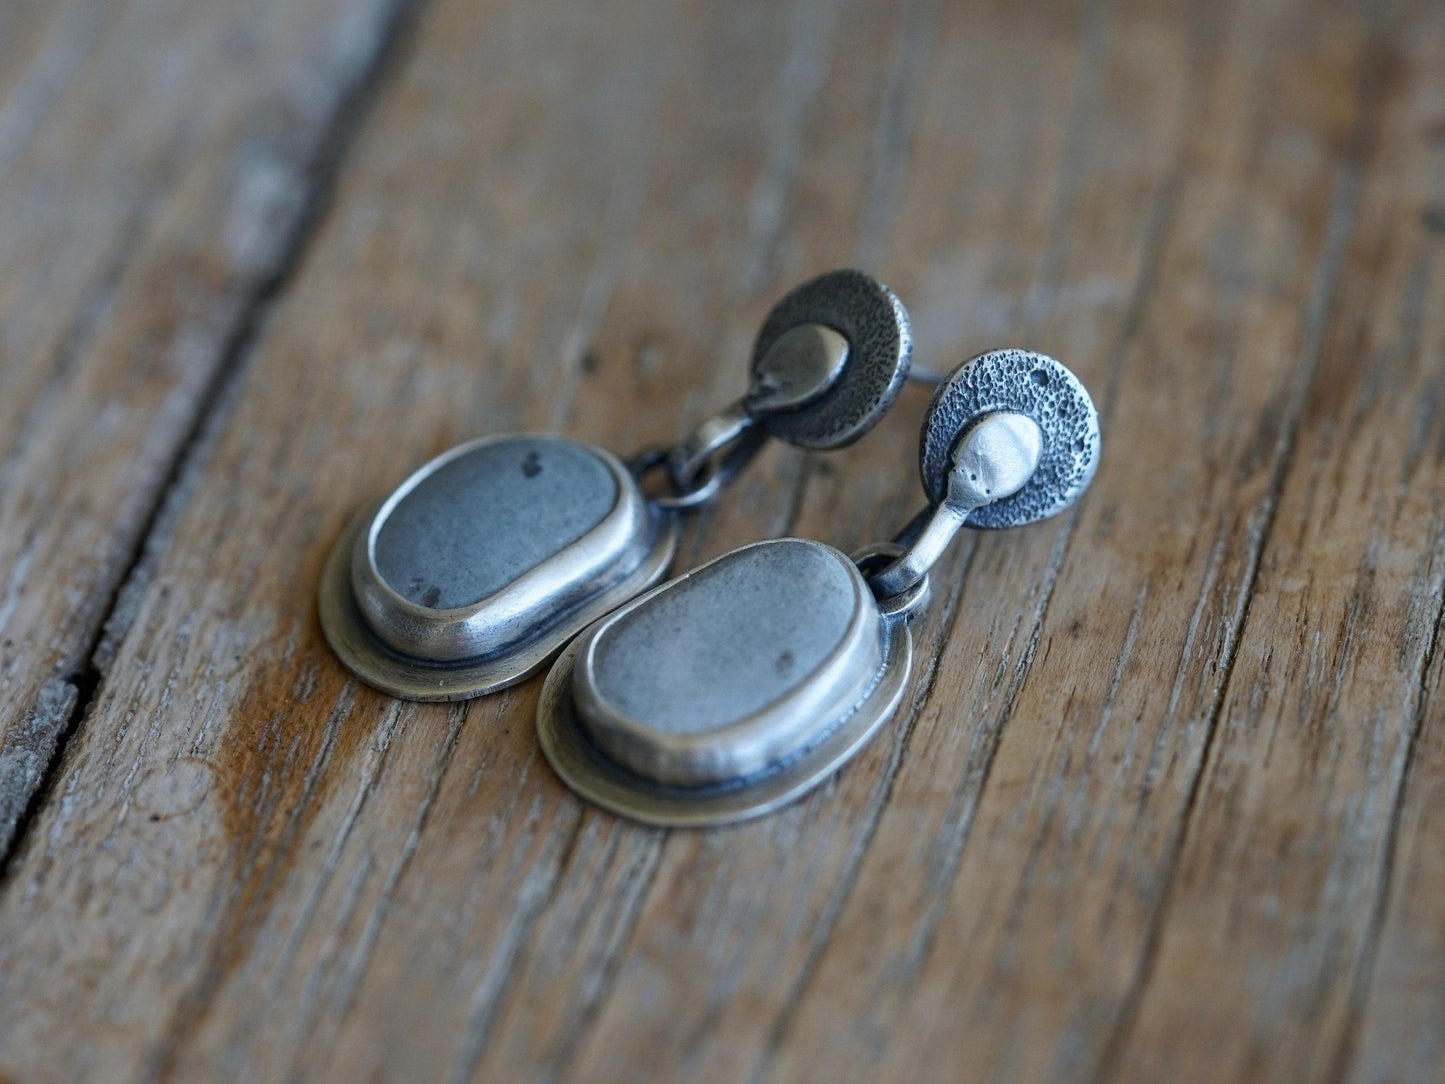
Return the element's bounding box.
[852,542,931,620]
[630,447,727,511]
[666,403,754,491]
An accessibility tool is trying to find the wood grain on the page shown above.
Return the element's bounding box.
[0,0,416,852]
[0,0,1442,1080]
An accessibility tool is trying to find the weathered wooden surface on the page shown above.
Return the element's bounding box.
[0,0,1442,1080]
[0,0,414,851]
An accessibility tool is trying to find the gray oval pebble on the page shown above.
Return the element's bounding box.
[572,539,884,787]
[373,436,618,610]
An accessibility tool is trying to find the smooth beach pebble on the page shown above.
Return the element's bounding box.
[571,539,886,787]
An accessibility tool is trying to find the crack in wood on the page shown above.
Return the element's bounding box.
[0,0,431,888]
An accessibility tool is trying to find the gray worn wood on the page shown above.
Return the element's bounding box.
[1,0,1443,1080]
[0,0,415,853]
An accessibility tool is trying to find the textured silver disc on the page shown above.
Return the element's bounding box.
[748,269,912,449]
[919,349,1100,528]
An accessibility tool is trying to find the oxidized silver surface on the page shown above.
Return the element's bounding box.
[319,269,917,703]
[536,539,912,826]
[851,541,932,620]
[539,348,1103,825]
[320,435,676,701]
[748,269,913,449]
[918,349,1100,528]
[866,411,1047,602]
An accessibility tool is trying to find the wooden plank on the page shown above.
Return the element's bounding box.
[763,1,1445,1078]
[0,0,1171,1073]
[0,0,818,1075]
[1111,3,1445,1077]
[1306,33,1445,1076]
[0,0,413,851]
[1349,627,1445,1080]
[0,0,65,111]
[1,0,1442,1081]
[638,0,1374,1075]
[550,2,1204,1079]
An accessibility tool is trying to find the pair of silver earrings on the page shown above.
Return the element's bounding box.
[319,269,1100,825]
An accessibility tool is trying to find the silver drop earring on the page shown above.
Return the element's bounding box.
[535,348,1101,826]
[319,270,914,700]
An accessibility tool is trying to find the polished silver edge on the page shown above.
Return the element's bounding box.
[350,435,650,663]
[319,505,678,702]
[536,611,912,827]
[571,539,885,787]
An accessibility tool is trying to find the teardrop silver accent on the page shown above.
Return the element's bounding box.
[746,323,851,415]
[746,269,913,449]
[918,349,1100,528]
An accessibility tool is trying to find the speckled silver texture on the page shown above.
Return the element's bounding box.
[748,269,912,449]
[536,539,912,826]
[569,539,886,789]
[919,350,1100,528]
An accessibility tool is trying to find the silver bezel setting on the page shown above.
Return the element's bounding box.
[318,439,678,701]
[536,606,911,827]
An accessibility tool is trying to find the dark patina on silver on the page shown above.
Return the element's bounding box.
[867,349,1102,602]
[654,268,914,503]
[538,348,1101,826]
[320,269,915,701]
[918,348,1099,526]
[746,269,913,448]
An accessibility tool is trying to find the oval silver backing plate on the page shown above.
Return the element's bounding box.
[536,611,911,827]
[319,504,677,702]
